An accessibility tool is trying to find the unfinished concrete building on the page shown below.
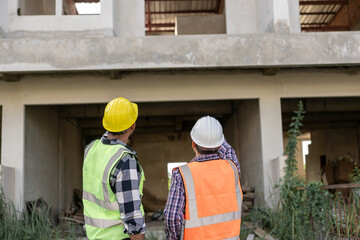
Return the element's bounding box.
[1,0,360,215]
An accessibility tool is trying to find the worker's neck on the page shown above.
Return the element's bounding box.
[107,132,129,145]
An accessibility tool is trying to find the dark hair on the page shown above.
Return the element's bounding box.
[195,145,218,155]
[108,128,129,135]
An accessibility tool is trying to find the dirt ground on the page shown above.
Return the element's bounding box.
[145,219,165,239]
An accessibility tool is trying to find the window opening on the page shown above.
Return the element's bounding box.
[302,140,311,170]
[145,0,226,35]
[63,0,101,15]
[18,0,56,16]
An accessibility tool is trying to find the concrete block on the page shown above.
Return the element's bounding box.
[175,15,226,35]
[0,165,15,202]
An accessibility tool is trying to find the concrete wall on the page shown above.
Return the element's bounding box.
[236,101,263,193]
[0,0,8,36]
[25,106,60,212]
[306,128,359,182]
[1,69,360,209]
[61,119,83,210]
[225,0,257,34]
[113,0,145,37]
[0,106,1,164]
[223,100,264,199]
[19,0,55,15]
[176,15,226,35]
[132,132,194,211]
[256,0,274,33]
[288,0,301,33]
[0,165,15,202]
[273,0,300,33]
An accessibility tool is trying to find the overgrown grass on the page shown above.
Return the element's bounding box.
[0,189,77,240]
[245,101,360,240]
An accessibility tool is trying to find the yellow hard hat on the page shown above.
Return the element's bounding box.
[102,97,138,132]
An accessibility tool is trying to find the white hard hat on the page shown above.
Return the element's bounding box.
[190,116,224,149]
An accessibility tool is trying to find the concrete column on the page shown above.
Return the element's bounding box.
[1,101,25,211]
[259,96,284,202]
[113,0,145,37]
[0,0,9,36]
[225,0,257,34]
[56,0,62,16]
[256,0,300,33]
[256,0,274,33]
[273,0,301,33]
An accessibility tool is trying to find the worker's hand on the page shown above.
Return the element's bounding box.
[130,233,145,240]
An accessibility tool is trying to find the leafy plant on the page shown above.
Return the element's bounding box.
[247,101,335,240]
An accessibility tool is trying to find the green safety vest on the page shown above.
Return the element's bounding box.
[82,140,145,240]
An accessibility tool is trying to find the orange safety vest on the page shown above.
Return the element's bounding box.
[178,159,243,240]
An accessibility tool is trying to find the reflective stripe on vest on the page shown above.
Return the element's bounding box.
[83,190,119,211]
[84,215,124,228]
[179,160,242,229]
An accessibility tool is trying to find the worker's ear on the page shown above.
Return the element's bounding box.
[192,141,196,148]
[130,123,136,130]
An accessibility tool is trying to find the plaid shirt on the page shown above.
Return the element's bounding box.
[164,140,240,240]
[100,132,145,236]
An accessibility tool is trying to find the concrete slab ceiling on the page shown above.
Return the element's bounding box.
[57,100,235,139]
[1,32,360,73]
[281,97,360,131]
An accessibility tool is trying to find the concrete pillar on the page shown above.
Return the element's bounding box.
[256,0,300,33]
[259,96,284,202]
[0,0,9,36]
[225,0,257,34]
[113,0,145,37]
[256,0,274,33]
[56,0,62,16]
[1,101,25,211]
[273,0,301,33]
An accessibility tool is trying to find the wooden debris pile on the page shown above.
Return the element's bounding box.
[242,186,256,216]
[58,189,85,235]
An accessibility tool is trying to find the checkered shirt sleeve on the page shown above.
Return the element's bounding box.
[218,139,241,178]
[110,154,145,235]
[164,168,185,240]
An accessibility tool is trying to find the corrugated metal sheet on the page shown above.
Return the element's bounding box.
[300,0,349,31]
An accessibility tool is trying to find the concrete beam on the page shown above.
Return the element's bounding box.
[282,112,360,123]
[59,101,233,118]
[1,101,25,211]
[282,98,360,113]
[1,32,360,73]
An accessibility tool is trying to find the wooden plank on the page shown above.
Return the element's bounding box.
[300,1,348,5]
[243,222,276,240]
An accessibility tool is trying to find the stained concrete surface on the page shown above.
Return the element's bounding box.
[1,32,360,72]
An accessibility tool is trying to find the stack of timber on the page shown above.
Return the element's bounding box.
[242,186,255,216]
[58,189,85,235]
